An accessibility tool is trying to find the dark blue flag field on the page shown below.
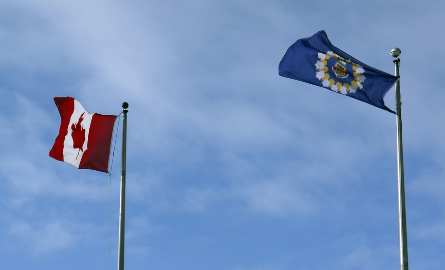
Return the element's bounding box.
[279,30,398,113]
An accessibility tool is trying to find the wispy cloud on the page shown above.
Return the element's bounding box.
[8,220,75,254]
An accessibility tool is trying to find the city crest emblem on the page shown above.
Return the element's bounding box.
[333,61,348,79]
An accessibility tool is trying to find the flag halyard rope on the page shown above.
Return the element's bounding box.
[108,112,122,270]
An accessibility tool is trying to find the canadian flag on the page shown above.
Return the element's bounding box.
[49,97,117,173]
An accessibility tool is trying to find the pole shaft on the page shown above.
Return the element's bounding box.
[117,107,128,270]
[394,58,409,270]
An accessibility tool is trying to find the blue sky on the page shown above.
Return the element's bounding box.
[1,0,445,269]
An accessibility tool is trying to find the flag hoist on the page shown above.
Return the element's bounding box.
[49,98,129,270]
[278,31,410,270]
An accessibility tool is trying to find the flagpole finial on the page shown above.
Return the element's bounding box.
[122,102,129,114]
[391,47,401,58]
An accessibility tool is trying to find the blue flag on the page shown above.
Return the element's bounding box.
[279,31,398,113]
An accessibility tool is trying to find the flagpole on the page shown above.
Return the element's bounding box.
[117,102,128,270]
[392,48,409,270]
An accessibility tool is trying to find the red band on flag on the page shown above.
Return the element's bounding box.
[78,114,117,172]
[49,97,75,162]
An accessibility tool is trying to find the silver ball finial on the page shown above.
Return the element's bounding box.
[391,47,401,58]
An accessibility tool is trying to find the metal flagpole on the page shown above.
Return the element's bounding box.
[391,48,409,270]
[117,102,129,270]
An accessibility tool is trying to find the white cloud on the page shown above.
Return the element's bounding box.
[235,179,316,217]
[9,221,75,254]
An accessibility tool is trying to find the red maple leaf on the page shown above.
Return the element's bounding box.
[71,113,86,158]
